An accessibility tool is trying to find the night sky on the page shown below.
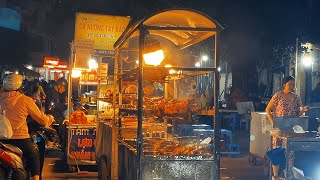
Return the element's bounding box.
[50,0,320,68]
[2,0,319,64]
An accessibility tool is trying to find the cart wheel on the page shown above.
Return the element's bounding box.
[98,157,109,180]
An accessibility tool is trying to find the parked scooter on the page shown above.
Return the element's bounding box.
[31,99,63,152]
[45,100,65,152]
[0,142,27,179]
[0,121,48,179]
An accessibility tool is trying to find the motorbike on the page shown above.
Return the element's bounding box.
[0,121,47,179]
[45,100,66,152]
[0,119,60,179]
[0,142,27,179]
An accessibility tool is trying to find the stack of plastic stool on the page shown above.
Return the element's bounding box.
[229,113,241,131]
[221,129,233,145]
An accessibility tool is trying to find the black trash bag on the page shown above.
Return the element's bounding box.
[266,147,286,166]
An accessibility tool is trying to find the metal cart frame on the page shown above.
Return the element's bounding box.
[113,8,224,180]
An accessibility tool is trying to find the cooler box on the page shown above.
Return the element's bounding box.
[250,112,272,158]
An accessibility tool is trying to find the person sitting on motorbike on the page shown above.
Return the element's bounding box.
[45,78,68,122]
[44,77,68,150]
[0,73,54,180]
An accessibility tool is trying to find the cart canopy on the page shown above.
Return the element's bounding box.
[114,9,223,50]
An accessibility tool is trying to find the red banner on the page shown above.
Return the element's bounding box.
[52,61,68,71]
[43,57,60,68]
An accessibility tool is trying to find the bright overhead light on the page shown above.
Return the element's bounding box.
[201,55,208,61]
[26,65,33,70]
[164,64,172,68]
[143,37,164,66]
[88,59,98,69]
[302,55,312,67]
[169,69,176,74]
[143,50,164,66]
[218,67,221,72]
[195,62,200,67]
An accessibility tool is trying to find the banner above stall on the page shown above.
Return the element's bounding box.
[79,63,108,85]
[74,13,130,57]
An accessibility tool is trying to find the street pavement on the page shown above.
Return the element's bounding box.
[41,131,268,180]
[42,151,98,180]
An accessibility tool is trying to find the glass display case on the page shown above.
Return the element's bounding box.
[112,9,223,180]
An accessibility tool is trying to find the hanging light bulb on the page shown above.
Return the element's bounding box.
[143,37,164,66]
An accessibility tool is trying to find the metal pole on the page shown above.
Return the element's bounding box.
[114,51,119,127]
[137,26,146,180]
[213,33,221,180]
[67,42,74,120]
[306,67,312,104]
[295,38,299,83]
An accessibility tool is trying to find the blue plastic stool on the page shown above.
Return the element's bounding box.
[226,144,240,152]
[225,144,241,157]
[230,113,241,131]
[221,129,233,145]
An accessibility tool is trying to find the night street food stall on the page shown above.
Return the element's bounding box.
[66,13,130,171]
[96,8,224,180]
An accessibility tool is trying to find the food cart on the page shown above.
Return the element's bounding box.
[65,13,130,171]
[96,8,224,180]
[64,57,100,170]
[268,130,320,179]
[264,117,320,180]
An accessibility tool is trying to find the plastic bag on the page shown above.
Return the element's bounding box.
[0,110,13,139]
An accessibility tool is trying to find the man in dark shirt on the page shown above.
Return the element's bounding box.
[45,78,68,121]
[44,78,68,151]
